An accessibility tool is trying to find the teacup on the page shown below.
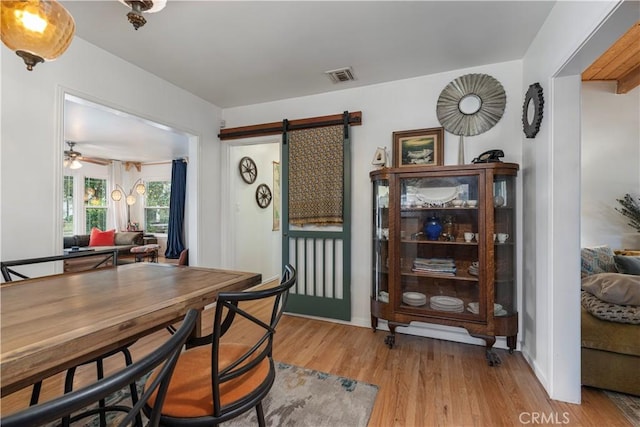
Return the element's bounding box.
[474,233,480,242]
[497,233,509,243]
[467,200,478,207]
[451,199,464,207]
[464,232,474,243]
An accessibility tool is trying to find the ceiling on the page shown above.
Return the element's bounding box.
[582,20,640,94]
[61,1,557,163]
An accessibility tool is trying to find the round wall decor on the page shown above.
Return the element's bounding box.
[436,73,507,137]
[256,184,272,208]
[522,83,544,138]
[239,157,257,184]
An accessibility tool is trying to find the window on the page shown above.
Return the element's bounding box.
[85,177,107,231]
[145,181,171,234]
[63,176,74,236]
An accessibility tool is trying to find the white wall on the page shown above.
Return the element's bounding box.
[581,81,640,249]
[223,59,525,334]
[1,37,221,269]
[522,0,632,403]
[228,143,281,282]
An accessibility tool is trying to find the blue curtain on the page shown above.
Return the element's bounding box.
[164,159,187,258]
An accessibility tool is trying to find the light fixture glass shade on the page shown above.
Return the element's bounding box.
[0,0,76,71]
[126,194,136,206]
[69,159,82,169]
[111,189,123,202]
[135,182,146,195]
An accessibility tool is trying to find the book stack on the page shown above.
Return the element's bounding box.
[412,258,456,276]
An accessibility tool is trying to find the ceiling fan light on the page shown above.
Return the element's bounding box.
[0,0,76,71]
[69,159,82,169]
[111,189,123,202]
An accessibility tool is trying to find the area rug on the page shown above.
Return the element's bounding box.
[605,391,640,426]
[45,362,378,427]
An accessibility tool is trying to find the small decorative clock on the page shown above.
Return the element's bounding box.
[522,83,544,138]
[256,184,272,208]
[239,157,257,184]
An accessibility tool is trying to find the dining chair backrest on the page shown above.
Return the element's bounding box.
[209,264,296,416]
[1,309,199,427]
[1,249,118,282]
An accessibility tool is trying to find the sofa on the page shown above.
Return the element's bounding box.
[580,246,640,396]
[63,231,144,271]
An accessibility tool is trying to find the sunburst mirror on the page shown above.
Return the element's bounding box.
[436,73,506,163]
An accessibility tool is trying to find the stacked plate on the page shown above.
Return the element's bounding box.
[430,296,464,312]
[403,292,427,307]
[468,261,479,276]
[467,302,508,316]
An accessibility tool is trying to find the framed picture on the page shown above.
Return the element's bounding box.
[392,127,444,168]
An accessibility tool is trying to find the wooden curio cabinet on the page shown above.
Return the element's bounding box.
[370,163,519,366]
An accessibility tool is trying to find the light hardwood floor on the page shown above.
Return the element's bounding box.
[1,288,632,426]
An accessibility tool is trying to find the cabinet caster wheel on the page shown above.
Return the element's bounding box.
[486,350,501,366]
[384,334,395,348]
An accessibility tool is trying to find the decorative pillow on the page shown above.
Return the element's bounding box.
[581,290,640,325]
[580,246,618,278]
[89,227,116,247]
[614,255,640,275]
[114,232,143,246]
[63,236,76,248]
[76,234,90,247]
[581,273,640,306]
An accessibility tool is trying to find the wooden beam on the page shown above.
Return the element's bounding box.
[617,64,640,94]
[219,111,362,141]
[582,21,640,81]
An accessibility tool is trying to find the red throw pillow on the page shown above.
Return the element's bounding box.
[89,227,116,246]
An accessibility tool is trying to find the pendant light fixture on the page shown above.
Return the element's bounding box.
[0,0,75,71]
[118,0,166,30]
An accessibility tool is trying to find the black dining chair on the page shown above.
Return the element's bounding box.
[1,251,137,425]
[144,264,297,427]
[1,309,198,427]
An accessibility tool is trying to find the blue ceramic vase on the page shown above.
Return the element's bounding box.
[424,216,442,241]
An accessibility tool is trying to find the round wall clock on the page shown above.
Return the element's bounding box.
[256,184,272,208]
[522,83,544,138]
[239,157,257,184]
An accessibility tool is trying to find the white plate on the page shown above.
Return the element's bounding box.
[430,296,463,307]
[403,292,427,306]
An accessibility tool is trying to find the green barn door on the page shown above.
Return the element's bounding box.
[281,115,351,321]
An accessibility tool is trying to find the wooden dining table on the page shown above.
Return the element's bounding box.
[0,262,261,397]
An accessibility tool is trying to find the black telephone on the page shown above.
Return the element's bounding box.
[472,149,504,163]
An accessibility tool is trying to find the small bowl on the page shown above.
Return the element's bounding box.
[451,199,464,207]
[467,200,478,207]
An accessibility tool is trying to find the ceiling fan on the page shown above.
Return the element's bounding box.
[64,141,112,169]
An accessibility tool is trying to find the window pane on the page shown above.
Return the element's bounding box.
[84,178,107,207]
[145,181,171,234]
[63,176,74,236]
[85,177,107,231]
[145,208,170,233]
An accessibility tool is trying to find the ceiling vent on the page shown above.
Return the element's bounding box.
[325,67,356,84]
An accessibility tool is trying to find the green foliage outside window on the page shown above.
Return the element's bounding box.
[63,176,74,236]
[85,177,107,231]
[145,181,171,233]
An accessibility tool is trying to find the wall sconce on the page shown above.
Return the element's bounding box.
[111,179,146,228]
[118,0,166,30]
[0,0,75,71]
